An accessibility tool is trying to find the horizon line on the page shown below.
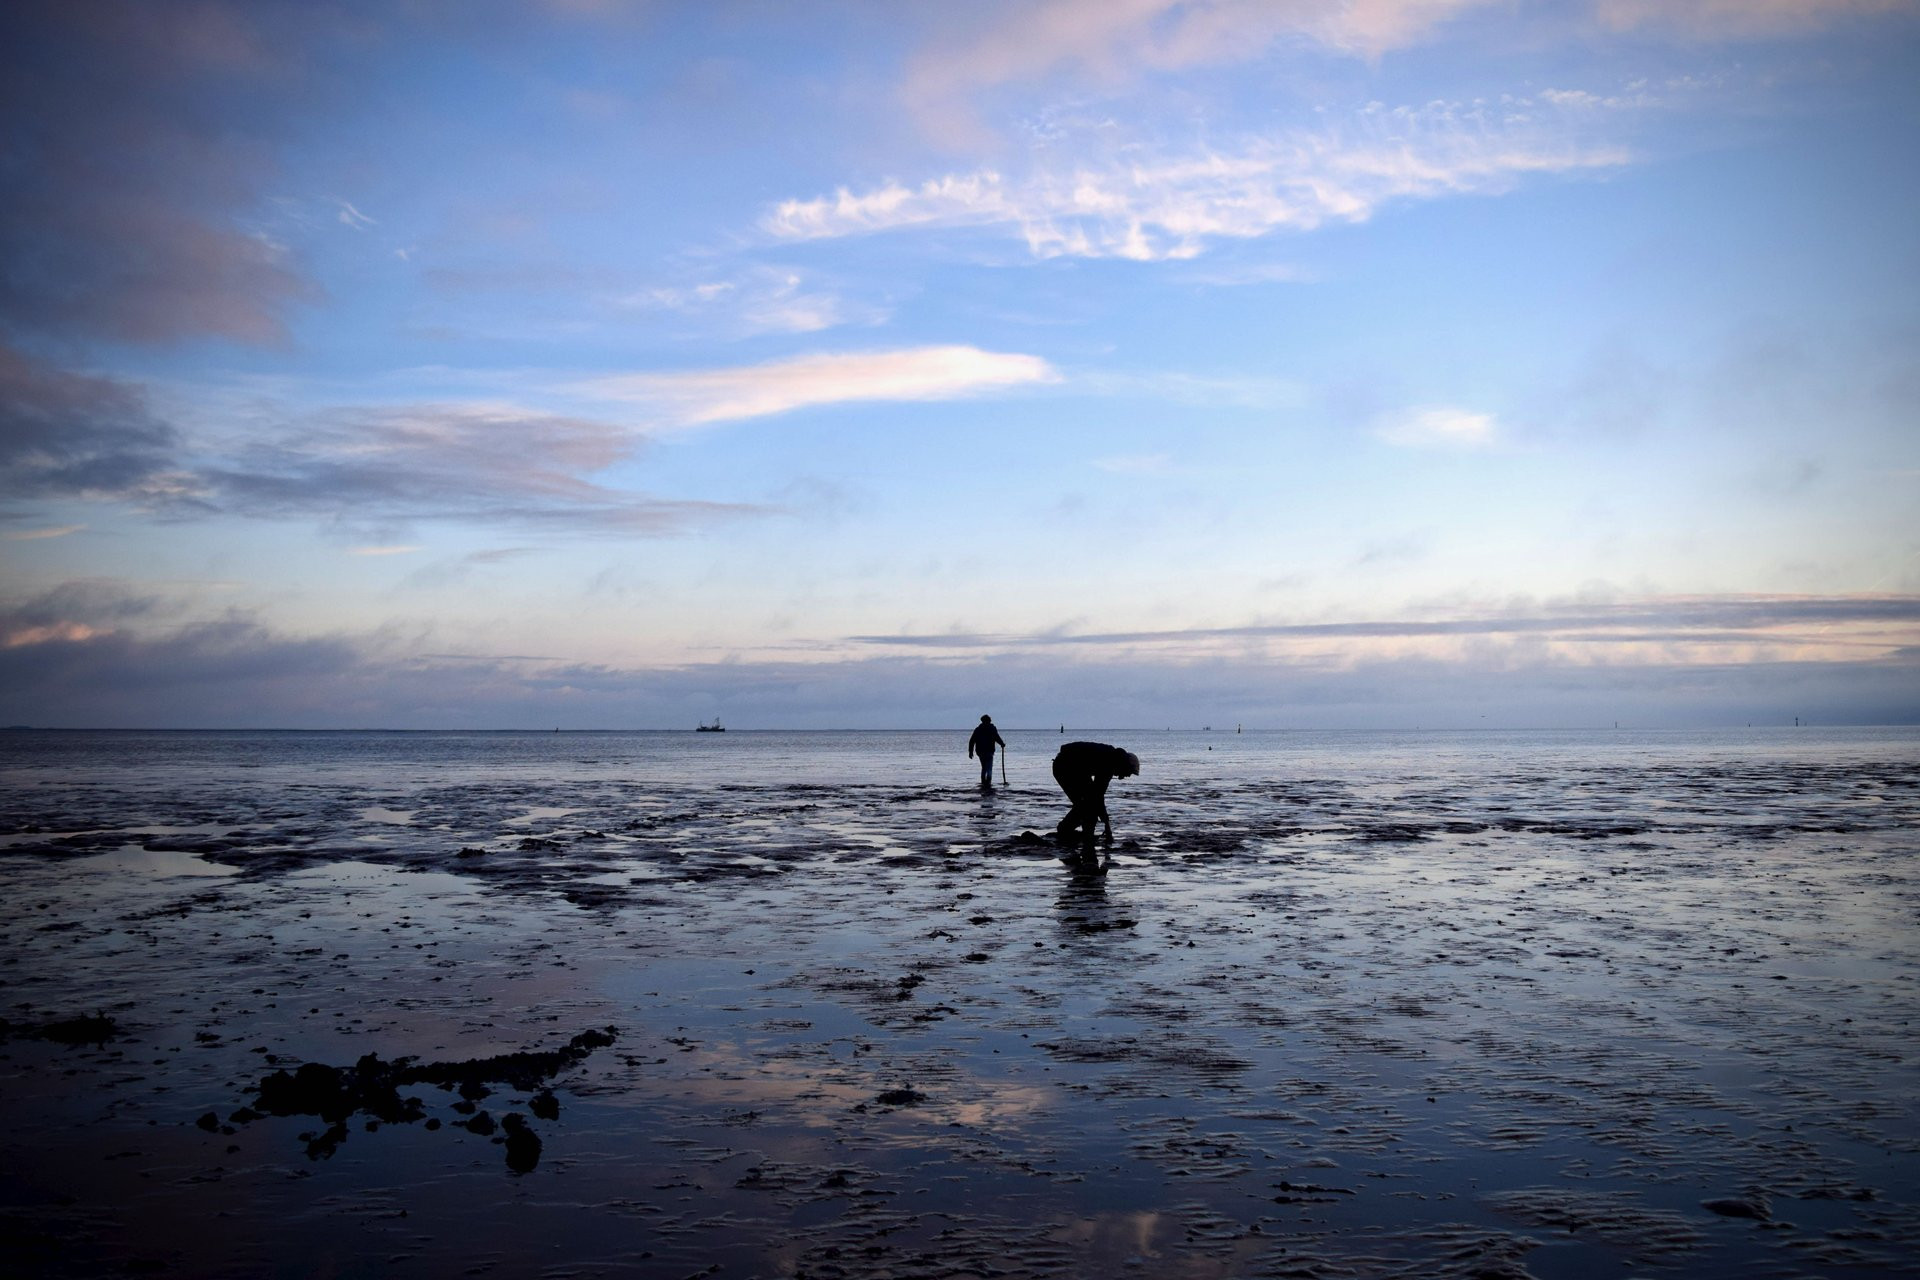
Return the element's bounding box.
[2,723,1905,735]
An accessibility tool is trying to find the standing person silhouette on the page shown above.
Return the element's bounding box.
[1052,741,1139,850]
[967,714,1006,788]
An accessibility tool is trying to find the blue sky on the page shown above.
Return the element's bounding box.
[2,0,1916,729]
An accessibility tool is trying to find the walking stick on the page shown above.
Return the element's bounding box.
[1001,744,1009,788]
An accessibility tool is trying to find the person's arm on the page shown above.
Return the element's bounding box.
[1095,774,1113,837]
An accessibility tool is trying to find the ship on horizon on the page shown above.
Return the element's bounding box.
[696,718,725,732]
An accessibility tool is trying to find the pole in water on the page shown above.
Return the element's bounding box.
[1001,747,1008,787]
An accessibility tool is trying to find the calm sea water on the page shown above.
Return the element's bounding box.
[5,723,1915,788]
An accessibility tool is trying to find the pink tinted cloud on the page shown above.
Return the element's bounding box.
[1594,0,1916,39]
[901,0,1499,146]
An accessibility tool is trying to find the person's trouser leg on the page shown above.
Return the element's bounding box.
[1075,794,1099,848]
[980,751,994,785]
[1054,762,1096,838]
[1053,760,1080,833]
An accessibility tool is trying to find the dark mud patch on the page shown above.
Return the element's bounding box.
[1701,1194,1772,1221]
[395,1026,617,1092]
[988,830,1067,856]
[234,1027,617,1171]
[1158,826,1252,857]
[1349,822,1437,843]
[1484,1187,1705,1261]
[1037,1033,1252,1080]
[1493,817,1656,840]
[0,1012,121,1046]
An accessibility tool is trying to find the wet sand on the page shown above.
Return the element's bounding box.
[1,731,1916,1277]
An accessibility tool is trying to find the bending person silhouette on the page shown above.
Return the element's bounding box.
[1052,741,1139,848]
[967,714,1006,788]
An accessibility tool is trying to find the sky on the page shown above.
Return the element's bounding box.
[2,0,1917,730]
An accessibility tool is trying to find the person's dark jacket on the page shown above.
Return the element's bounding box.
[1052,741,1130,785]
[968,722,1005,758]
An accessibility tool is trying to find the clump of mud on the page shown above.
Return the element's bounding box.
[230,1027,616,1171]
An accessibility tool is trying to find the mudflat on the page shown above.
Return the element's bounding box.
[1,728,1915,1278]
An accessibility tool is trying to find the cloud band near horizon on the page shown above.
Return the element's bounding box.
[1,594,1913,731]
[849,595,1920,651]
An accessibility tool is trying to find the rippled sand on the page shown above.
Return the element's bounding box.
[2,731,1916,1277]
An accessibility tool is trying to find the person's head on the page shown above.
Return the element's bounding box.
[980,714,992,722]
[1121,751,1140,777]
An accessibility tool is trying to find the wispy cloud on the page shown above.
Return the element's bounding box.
[899,0,1909,146]
[1176,262,1318,287]
[577,345,1060,427]
[2,524,86,541]
[615,267,888,336]
[765,101,1631,262]
[1078,369,1307,410]
[1375,406,1498,449]
[1,581,165,634]
[1353,533,1431,567]
[402,547,543,590]
[186,402,763,534]
[1094,452,1175,475]
[902,0,1502,145]
[4,620,104,649]
[346,544,421,556]
[1594,0,1915,39]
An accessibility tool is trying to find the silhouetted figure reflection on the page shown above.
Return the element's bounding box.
[967,714,1005,789]
[1057,860,1112,914]
[1056,860,1141,941]
[1052,741,1138,857]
